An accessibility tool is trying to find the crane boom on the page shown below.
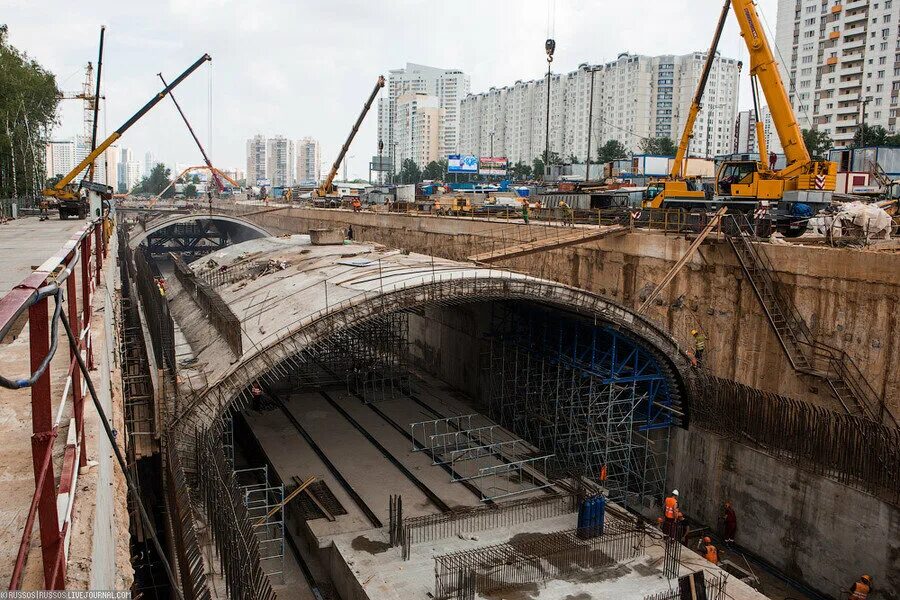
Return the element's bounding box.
[317,75,385,197]
[158,72,224,192]
[670,0,731,179]
[732,0,809,167]
[45,53,212,198]
[86,26,105,182]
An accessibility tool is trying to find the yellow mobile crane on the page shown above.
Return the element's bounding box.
[645,0,837,235]
[314,75,385,203]
[44,54,212,219]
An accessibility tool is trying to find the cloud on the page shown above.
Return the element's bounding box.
[6,0,781,179]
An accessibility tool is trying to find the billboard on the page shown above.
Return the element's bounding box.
[479,157,508,176]
[448,154,478,174]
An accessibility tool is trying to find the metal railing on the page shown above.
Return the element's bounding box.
[0,217,109,590]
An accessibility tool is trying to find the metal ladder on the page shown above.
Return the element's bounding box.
[723,214,896,426]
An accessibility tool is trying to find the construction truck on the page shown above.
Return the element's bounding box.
[314,75,385,203]
[643,0,837,236]
[43,54,212,219]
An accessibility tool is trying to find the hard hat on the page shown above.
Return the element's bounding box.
[672,489,679,496]
[691,329,698,336]
[703,536,711,543]
[861,575,872,583]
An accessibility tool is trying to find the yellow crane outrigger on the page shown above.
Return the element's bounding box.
[44,53,212,219]
[314,75,385,201]
[645,0,837,235]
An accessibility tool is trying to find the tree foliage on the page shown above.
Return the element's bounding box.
[532,157,545,179]
[801,128,833,160]
[184,183,197,198]
[596,139,629,164]
[137,163,174,197]
[852,124,888,148]
[509,161,532,181]
[0,25,60,199]
[398,158,422,184]
[639,137,677,156]
[422,160,444,180]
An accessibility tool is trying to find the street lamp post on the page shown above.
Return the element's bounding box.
[585,66,599,182]
[378,139,384,185]
[544,38,556,181]
[859,95,872,147]
[392,141,399,184]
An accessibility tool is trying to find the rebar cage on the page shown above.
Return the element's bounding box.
[484,303,677,509]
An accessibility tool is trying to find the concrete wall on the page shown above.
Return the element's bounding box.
[236,207,900,418]
[669,427,900,600]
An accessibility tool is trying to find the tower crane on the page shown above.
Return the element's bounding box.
[644,0,837,235]
[314,75,385,200]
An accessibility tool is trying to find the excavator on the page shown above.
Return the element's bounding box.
[43,54,212,219]
[313,75,385,204]
[644,0,837,236]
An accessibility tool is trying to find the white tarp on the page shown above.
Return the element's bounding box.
[811,201,893,241]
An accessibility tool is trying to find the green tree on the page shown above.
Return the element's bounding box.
[597,139,629,164]
[885,133,900,148]
[532,157,545,179]
[139,163,174,197]
[639,137,677,155]
[0,25,60,199]
[422,160,444,180]
[398,158,422,184]
[801,128,833,160]
[191,173,200,184]
[184,183,197,198]
[45,173,64,188]
[852,124,888,147]
[509,161,532,181]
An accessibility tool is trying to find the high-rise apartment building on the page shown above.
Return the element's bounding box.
[734,108,785,155]
[266,136,294,187]
[116,146,141,193]
[394,93,444,169]
[459,52,741,165]
[775,0,900,146]
[377,63,470,168]
[295,137,321,185]
[144,151,156,177]
[246,135,267,186]
[45,140,76,178]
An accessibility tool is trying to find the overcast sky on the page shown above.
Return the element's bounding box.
[5,0,781,179]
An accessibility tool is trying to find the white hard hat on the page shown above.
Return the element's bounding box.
[672,489,679,496]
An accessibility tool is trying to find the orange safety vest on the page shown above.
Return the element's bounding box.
[850,582,870,600]
[664,496,678,519]
[704,544,718,565]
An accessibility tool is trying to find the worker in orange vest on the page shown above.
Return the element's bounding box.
[662,489,683,537]
[701,536,718,565]
[849,575,873,599]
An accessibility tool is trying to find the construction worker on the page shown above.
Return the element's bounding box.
[849,575,873,599]
[701,536,719,565]
[559,199,573,227]
[720,501,737,544]
[351,197,362,212]
[691,329,706,367]
[662,489,683,537]
[521,200,530,225]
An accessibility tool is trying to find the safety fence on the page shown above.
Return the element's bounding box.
[394,492,578,559]
[642,571,728,600]
[433,517,644,600]
[170,253,243,356]
[132,245,176,373]
[690,372,900,505]
[195,417,276,600]
[0,217,108,590]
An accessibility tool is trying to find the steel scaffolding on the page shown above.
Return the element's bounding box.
[485,303,674,508]
[233,465,285,583]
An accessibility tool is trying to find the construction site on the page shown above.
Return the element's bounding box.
[1,1,900,599]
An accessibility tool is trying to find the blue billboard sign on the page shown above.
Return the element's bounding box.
[448,154,478,174]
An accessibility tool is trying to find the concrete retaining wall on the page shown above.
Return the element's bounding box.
[668,427,899,600]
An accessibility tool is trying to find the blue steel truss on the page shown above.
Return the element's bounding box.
[485,303,675,508]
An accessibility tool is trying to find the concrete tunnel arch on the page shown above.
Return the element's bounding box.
[127,213,273,250]
[170,273,695,440]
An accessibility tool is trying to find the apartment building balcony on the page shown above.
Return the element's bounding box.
[840,63,863,75]
[829,30,841,40]
[827,56,839,65]
[831,4,842,13]
[843,10,869,25]
[836,103,860,115]
[842,35,866,50]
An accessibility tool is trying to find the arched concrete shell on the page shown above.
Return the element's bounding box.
[127,213,272,249]
[170,269,693,440]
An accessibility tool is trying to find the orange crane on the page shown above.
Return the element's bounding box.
[314,75,385,199]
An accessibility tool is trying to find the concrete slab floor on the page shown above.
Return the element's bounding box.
[0,216,88,293]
